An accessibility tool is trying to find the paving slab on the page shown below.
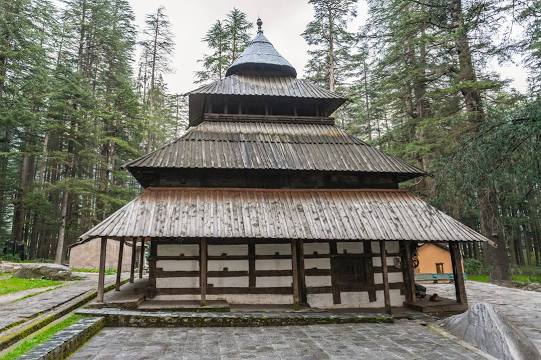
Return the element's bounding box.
[0,273,117,332]
[70,321,488,360]
[425,280,541,352]
[0,286,60,305]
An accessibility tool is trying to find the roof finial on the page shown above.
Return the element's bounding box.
[257,17,263,34]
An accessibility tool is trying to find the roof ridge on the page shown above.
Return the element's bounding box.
[145,187,409,193]
[188,74,345,99]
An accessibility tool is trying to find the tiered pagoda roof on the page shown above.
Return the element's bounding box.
[79,20,491,246]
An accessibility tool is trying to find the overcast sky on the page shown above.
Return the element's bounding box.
[128,0,528,94]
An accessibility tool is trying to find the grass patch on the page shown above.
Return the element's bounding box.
[513,274,541,284]
[467,273,541,284]
[71,267,116,275]
[0,276,62,296]
[467,274,490,282]
[0,314,83,360]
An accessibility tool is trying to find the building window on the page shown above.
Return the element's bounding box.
[436,263,444,274]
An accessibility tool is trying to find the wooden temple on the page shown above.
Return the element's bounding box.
[78,20,492,313]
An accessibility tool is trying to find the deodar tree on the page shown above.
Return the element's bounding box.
[302,0,358,92]
[0,1,182,263]
[195,8,252,84]
[303,0,540,278]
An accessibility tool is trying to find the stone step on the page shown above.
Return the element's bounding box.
[138,300,230,312]
[76,308,393,327]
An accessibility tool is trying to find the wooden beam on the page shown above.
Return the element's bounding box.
[149,240,157,297]
[248,240,255,288]
[129,238,136,283]
[379,240,391,314]
[97,237,107,303]
[200,238,208,305]
[291,239,300,308]
[115,239,124,291]
[297,240,306,305]
[450,242,467,305]
[329,241,340,304]
[364,240,377,302]
[138,238,145,278]
[400,241,416,304]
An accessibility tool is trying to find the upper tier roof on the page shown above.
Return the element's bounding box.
[190,74,342,100]
[123,118,424,179]
[188,75,346,125]
[225,32,297,77]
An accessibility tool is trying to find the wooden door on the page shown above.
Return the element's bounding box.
[331,255,373,304]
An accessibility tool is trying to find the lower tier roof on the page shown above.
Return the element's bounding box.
[79,188,491,244]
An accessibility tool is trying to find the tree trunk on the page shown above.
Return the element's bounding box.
[327,5,335,92]
[363,60,372,141]
[480,185,510,282]
[450,0,484,126]
[10,150,32,257]
[150,8,160,92]
[55,187,69,264]
[450,0,510,281]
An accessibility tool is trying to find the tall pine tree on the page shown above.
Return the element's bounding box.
[302,0,357,92]
[195,8,252,84]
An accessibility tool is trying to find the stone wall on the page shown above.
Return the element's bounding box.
[69,239,133,272]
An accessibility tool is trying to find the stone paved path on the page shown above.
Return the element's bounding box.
[0,285,59,305]
[0,273,116,332]
[425,280,541,352]
[70,322,486,360]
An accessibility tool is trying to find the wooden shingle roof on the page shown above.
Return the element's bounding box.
[225,32,297,77]
[189,75,343,100]
[123,119,424,178]
[79,188,492,244]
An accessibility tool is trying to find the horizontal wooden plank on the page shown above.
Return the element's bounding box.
[155,267,402,278]
[306,282,404,294]
[156,287,293,295]
[304,269,331,276]
[156,269,297,278]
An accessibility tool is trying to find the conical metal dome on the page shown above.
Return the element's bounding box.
[225,21,297,78]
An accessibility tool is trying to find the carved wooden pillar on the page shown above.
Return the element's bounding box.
[115,239,124,291]
[138,238,145,278]
[450,242,467,305]
[200,238,208,305]
[149,240,157,297]
[364,240,376,302]
[291,239,300,308]
[97,237,107,302]
[400,241,416,304]
[329,241,340,304]
[248,240,256,288]
[379,240,391,314]
[297,240,306,305]
[129,238,136,283]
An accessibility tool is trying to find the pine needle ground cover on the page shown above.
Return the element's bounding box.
[0,276,62,296]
